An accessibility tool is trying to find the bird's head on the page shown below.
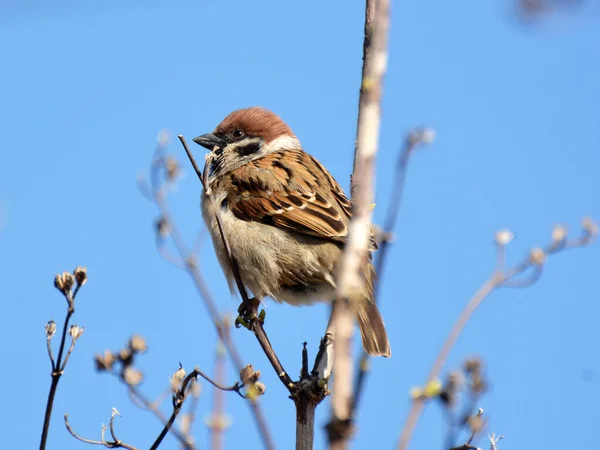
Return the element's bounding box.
[193,107,301,181]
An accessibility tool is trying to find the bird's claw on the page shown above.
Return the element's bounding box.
[235,298,265,329]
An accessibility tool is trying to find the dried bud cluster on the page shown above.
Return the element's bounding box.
[171,365,186,392]
[463,357,487,395]
[439,371,461,406]
[69,325,85,340]
[54,266,89,296]
[467,407,485,436]
[129,335,147,353]
[54,272,75,294]
[74,266,88,287]
[94,350,115,371]
[434,357,488,425]
[124,367,143,386]
[45,320,56,337]
[93,335,148,387]
[240,364,266,398]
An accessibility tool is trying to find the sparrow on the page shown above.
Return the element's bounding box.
[193,107,391,357]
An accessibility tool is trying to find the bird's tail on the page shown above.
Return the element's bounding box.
[355,264,391,357]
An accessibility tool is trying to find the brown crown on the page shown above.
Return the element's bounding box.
[215,107,296,143]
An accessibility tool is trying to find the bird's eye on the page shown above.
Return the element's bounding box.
[232,129,243,138]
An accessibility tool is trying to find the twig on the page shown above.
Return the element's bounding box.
[327,0,391,448]
[109,408,121,443]
[448,406,485,450]
[351,128,435,415]
[179,380,200,450]
[142,138,276,450]
[180,134,296,393]
[64,413,137,450]
[126,386,194,449]
[149,367,206,450]
[446,374,485,450]
[396,222,596,450]
[194,364,246,399]
[40,274,84,450]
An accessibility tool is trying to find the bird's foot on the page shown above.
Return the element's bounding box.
[235,297,265,329]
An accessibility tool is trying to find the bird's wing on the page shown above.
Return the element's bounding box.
[224,149,352,244]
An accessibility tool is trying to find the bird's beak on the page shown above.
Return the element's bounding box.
[192,133,225,151]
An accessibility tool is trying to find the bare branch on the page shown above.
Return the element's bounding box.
[327,0,392,447]
[194,364,247,399]
[150,366,214,450]
[126,386,194,449]
[40,270,87,450]
[397,221,596,450]
[64,413,137,450]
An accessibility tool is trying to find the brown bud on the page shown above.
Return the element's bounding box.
[62,272,75,293]
[123,366,143,386]
[119,347,134,366]
[74,266,88,287]
[69,324,84,340]
[94,350,115,372]
[171,366,186,392]
[54,274,64,292]
[470,375,487,394]
[45,320,56,337]
[128,335,147,354]
[240,364,261,385]
[467,410,484,435]
[463,357,482,374]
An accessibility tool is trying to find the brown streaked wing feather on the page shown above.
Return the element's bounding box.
[226,150,350,243]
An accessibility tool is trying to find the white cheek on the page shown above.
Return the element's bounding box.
[263,135,302,152]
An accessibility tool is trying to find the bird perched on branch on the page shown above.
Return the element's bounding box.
[193,107,391,357]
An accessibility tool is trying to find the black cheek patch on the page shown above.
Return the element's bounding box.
[209,158,223,176]
[236,142,261,157]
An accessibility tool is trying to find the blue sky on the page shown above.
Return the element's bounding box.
[1,1,599,449]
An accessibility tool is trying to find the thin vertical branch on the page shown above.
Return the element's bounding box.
[210,341,228,450]
[40,275,85,450]
[40,307,74,450]
[327,0,392,448]
[351,128,434,415]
